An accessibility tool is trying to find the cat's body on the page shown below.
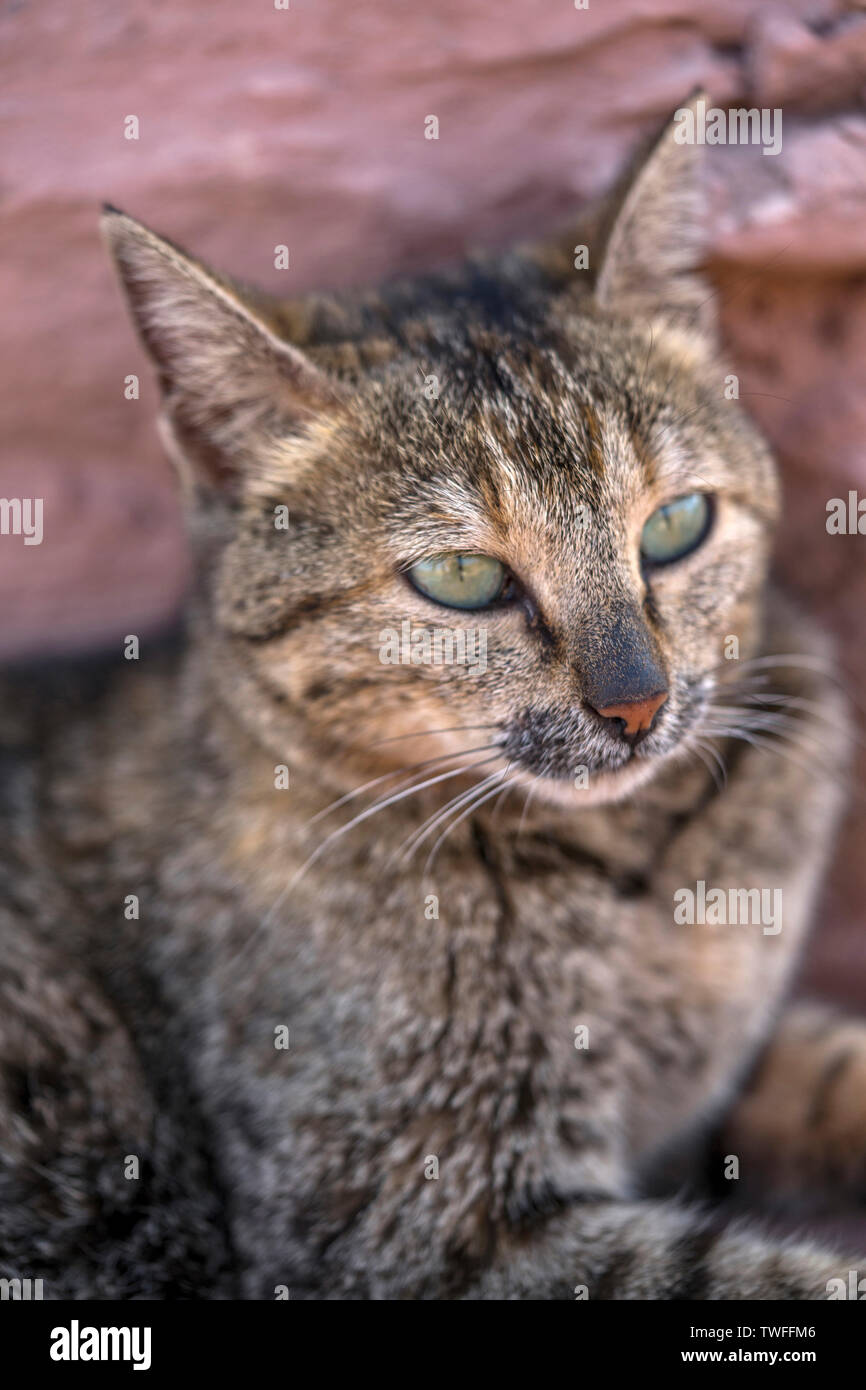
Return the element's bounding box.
[3,100,866,1298]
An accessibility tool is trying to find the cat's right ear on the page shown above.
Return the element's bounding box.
[101,207,345,493]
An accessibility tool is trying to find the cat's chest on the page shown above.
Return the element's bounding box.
[165,839,767,1293]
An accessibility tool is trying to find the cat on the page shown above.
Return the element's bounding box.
[2,93,865,1299]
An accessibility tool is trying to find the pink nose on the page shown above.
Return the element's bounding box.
[595,690,668,739]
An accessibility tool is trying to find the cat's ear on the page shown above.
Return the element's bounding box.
[101,207,344,491]
[594,92,715,339]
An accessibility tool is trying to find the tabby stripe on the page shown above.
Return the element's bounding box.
[668,1222,724,1301]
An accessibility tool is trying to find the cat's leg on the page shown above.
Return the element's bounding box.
[466,1195,865,1299]
[0,923,234,1298]
[721,1002,866,1201]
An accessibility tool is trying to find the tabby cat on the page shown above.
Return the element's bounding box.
[2,96,865,1299]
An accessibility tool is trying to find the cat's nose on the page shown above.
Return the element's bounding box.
[578,601,669,743]
[591,690,668,742]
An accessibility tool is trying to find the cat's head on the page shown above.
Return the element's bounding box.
[103,96,778,809]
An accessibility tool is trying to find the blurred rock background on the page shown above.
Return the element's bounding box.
[1,0,865,1004]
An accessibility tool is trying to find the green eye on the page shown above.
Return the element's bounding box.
[408,553,507,609]
[640,493,712,564]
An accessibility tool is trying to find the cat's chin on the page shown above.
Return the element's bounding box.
[516,755,667,810]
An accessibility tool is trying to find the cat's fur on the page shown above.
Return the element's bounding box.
[2,97,865,1299]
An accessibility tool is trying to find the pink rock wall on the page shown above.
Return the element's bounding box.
[2,0,866,1000]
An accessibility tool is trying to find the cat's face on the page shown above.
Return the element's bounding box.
[214,314,777,808]
[103,96,779,809]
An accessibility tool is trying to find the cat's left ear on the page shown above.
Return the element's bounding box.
[102,207,345,492]
[594,92,716,341]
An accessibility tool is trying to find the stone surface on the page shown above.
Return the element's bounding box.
[2,0,866,1001]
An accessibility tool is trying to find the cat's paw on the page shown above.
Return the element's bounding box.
[724,1004,866,1201]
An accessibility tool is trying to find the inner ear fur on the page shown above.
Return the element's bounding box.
[102,207,345,490]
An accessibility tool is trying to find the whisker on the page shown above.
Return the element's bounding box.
[422,770,518,876]
[307,743,498,826]
[706,649,866,721]
[703,704,846,760]
[699,722,857,800]
[708,705,807,731]
[710,652,846,688]
[686,740,722,789]
[294,754,503,887]
[220,754,502,979]
[735,691,866,750]
[702,723,813,768]
[367,723,500,748]
[684,733,727,790]
[517,783,539,841]
[394,768,506,866]
[702,716,819,756]
[490,780,516,823]
[711,652,835,673]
